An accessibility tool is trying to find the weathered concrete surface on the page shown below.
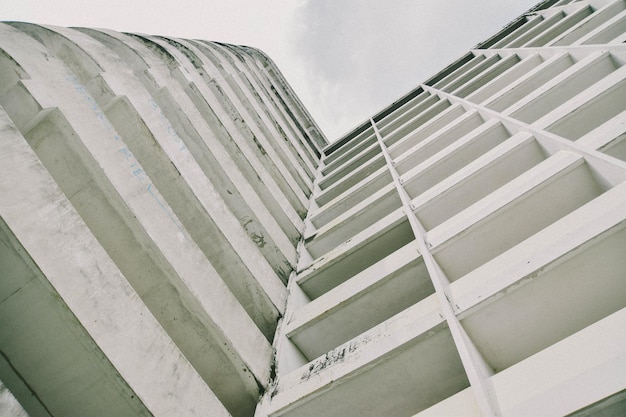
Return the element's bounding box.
[0,21,325,417]
[0,107,231,416]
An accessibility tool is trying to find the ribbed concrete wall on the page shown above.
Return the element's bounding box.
[0,22,325,417]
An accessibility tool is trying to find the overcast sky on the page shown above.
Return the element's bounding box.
[2,0,539,141]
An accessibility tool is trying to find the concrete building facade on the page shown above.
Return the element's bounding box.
[1,0,626,416]
[0,21,325,417]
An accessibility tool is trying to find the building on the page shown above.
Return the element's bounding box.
[0,21,326,417]
[1,0,625,416]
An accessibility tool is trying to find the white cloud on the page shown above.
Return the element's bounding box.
[1,0,540,141]
[286,0,540,140]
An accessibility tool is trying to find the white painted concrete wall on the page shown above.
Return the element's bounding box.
[0,21,325,417]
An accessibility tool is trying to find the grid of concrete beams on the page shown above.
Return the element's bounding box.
[258,1,626,416]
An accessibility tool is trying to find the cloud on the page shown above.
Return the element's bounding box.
[287,0,539,140]
[290,0,415,138]
[1,0,539,142]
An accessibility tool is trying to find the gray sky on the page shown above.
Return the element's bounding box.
[1,0,539,141]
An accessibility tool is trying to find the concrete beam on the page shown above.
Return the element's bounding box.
[286,242,432,359]
[268,296,469,417]
[0,106,230,417]
[0,24,272,416]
